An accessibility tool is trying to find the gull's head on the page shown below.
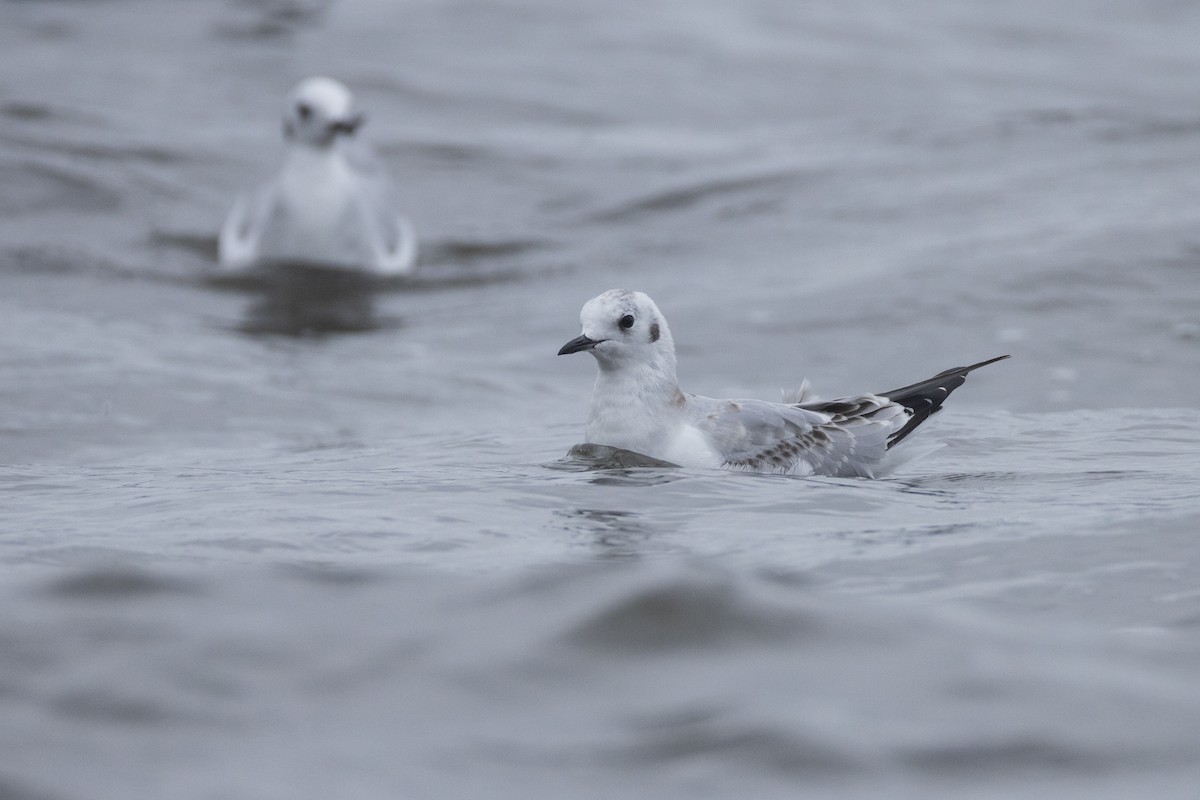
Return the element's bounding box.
[282,76,365,148]
[558,289,674,371]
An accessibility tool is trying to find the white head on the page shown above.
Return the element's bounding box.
[558,289,675,373]
[282,76,364,148]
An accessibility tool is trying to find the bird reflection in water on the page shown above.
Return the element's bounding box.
[238,262,397,336]
[554,508,657,560]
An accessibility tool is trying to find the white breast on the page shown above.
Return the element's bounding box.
[585,381,721,469]
[264,151,367,267]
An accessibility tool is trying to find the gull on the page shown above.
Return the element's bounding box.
[558,289,1008,477]
[218,76,417,275]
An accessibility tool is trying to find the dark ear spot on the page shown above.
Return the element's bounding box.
[649,322,660,342]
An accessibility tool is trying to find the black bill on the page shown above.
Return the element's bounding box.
[558,334,600,355]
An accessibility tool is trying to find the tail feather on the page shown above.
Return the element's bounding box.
[880,355,1010,448]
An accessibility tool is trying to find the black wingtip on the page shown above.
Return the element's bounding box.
[959,354,1011,372]
[881,354,1010,449]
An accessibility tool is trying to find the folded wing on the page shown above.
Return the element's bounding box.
[693,396,905,478]
[692,355,1008,478]
[347,144,417,275]
[218,187,278,272]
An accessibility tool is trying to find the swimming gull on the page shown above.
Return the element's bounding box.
[218,76,417,275]
[558,289,1008,477]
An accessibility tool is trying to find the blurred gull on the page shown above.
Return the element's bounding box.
[558,289,1008,477]
[219,76,417,275]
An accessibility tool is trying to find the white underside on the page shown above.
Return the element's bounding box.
[219,146,416,276]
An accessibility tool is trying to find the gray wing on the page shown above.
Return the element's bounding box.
[692,357,1008,477]
[218,183,280,271]
[345,142,417,275]
[691,395,908,478]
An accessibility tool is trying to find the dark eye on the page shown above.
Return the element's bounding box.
[297,102,312,120]
[619,314,635,330]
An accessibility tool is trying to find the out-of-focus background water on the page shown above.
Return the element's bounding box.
[3,0,1200,797]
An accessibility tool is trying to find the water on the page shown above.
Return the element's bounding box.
[3,0,1200,797]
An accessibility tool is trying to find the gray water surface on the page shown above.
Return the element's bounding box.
[3,0,1200,798]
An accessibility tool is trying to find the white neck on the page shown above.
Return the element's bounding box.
[285,138,342,164]
[585,349,686,456]
[265,143,356,265]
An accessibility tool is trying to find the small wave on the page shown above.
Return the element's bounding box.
[42,568,201,600]
[588,169,810,224]
[1,102,55,122]
[50,688,179,726]
[211,0,331,40]
[422,237,550,265]
[556,567,818,651]
[898,736,1115,774]
[0,160,121,215]
[146,230,219,263]
[600,717,862,775]
[393,140,496,166]
[1,131,184,165]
